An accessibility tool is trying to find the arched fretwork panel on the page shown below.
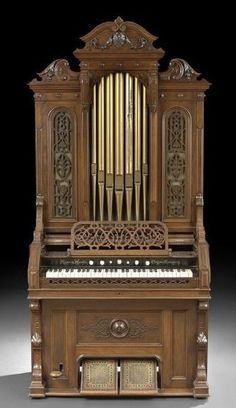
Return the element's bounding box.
[50,109,75,219]
[162,108,192,221]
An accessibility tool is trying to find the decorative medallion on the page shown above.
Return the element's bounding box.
[110,319,129,338]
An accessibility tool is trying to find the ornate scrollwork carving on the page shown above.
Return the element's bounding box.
[81,318,157,338]
[160,58,200,80]
[197,331,208,344]
[71,221,168,252]
[89,17,148,50]
[38,59,79,81]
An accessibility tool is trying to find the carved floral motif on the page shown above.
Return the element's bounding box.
[197,331,208,344]
[31,332,42,346]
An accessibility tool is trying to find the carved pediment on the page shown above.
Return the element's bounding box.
[160,58,201,80]
[37,59,79,82]
[79,17,163,53]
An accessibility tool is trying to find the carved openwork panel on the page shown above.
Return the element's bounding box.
[51,110,74,218]
[163,109,191,219]
[71,221,168,252]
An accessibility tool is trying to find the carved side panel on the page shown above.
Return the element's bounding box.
[162,108,191,221]
[50,109,75,219]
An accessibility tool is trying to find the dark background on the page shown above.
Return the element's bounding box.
[2,3,235,287]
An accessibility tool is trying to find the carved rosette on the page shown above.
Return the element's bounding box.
[160,58,200,81]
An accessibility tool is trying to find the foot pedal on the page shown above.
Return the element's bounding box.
[120,359,158,395]
[80,359,118,395]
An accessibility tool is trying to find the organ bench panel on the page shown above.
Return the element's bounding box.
[28,17,211,399]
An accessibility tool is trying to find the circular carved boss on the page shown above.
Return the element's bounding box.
[110,319,129,338]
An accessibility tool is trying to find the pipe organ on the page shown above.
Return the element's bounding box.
[28,17,211,398]
[92,73,148,222]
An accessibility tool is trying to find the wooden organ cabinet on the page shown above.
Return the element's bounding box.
[28,17,211,398]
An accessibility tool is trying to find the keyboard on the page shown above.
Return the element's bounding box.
[46,268,193,278]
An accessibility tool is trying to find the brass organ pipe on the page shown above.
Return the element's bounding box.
[91,85,97,220]
[134,77,141,221]
[142,84,148,220]
[115,73,120,175]
[98,77,105,221]
[106,74,114,221]
[125,73,133,221]
[98,77,105,171]
[115,73,124,221]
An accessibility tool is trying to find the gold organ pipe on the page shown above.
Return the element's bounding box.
[134,77,141,221]
[125,73,133,221]
[91,84,97,220]
[115,73,124,221]
[142,84,148,220]
[98,77,105,221]
[106,74,114,221]
[92,74,148,222]
[115,73,120,175]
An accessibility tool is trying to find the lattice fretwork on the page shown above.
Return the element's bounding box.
[70,221,168,253]
[53,111,73,217]
[165,110,188,217]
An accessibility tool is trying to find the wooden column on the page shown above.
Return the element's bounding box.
[193,301,209,398]
[29,300,45,398]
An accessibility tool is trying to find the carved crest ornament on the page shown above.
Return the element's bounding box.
[91,17,148,50]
